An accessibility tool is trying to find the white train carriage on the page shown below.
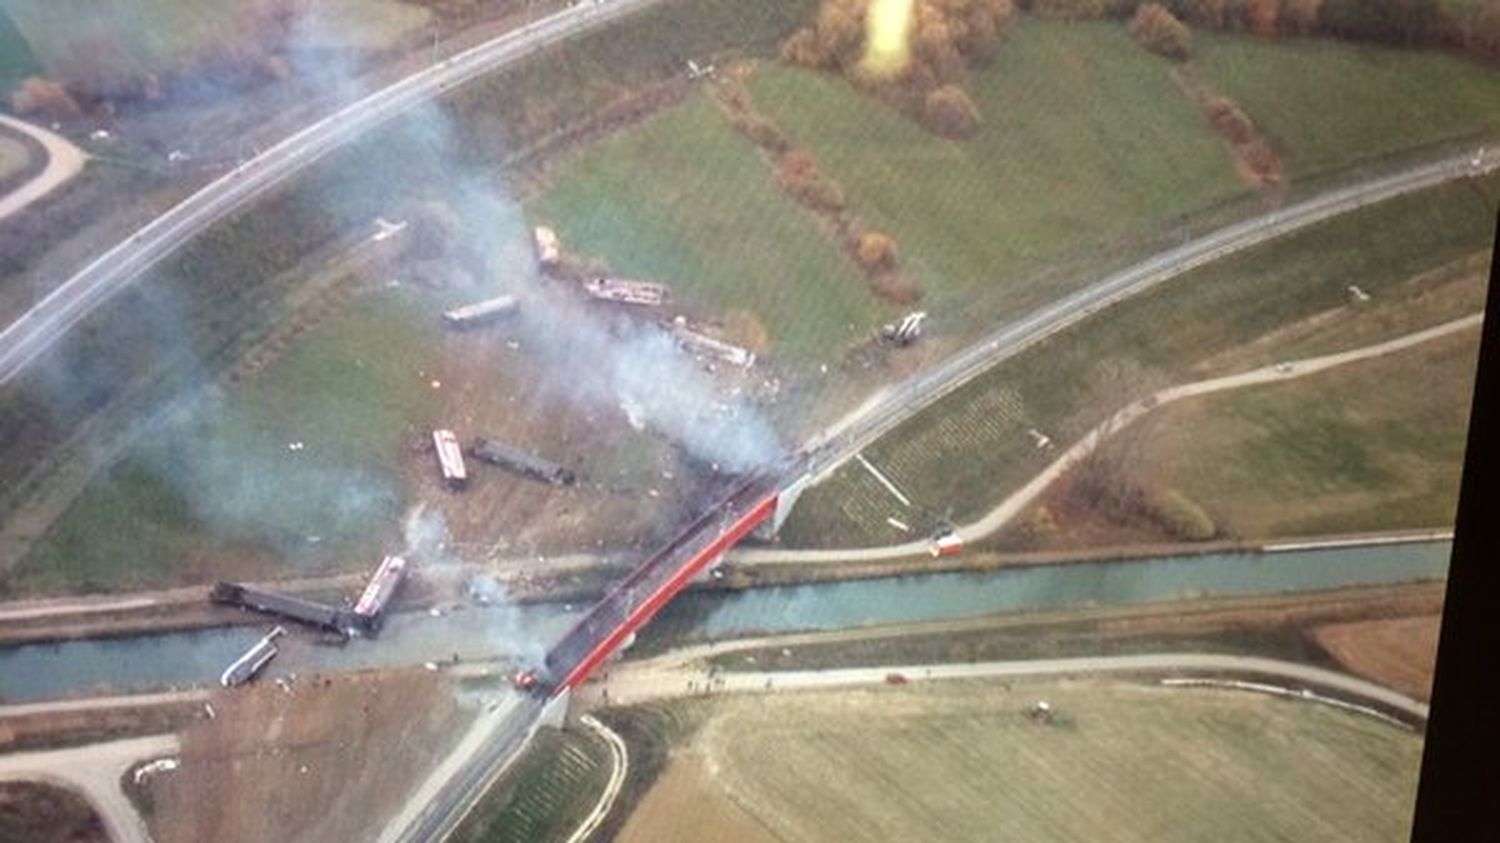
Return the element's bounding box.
[433,429,468,489]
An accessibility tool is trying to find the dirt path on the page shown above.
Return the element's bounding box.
[566,714,627,843]
[739,312,1482,564]
[0,733,177,843]
[0,114,86,221]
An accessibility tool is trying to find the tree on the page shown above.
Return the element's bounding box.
[1067,359,1169,520]
[1244,0,1279,35]
[1186,0,1229,29]
[1280,0,1321,34]
[921,84,982,137]
[1130,3,1194,58]
[10,77,83,119]
[1468,1,1500,62]
[853,230,899,271]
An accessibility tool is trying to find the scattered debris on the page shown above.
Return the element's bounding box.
[879,311,927,346]
[1027,428,1052,450]
[1347,284,1371,303]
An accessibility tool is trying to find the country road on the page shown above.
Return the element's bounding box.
[0,733,179,843]
[580,650,1430,721]
[0,0,667,388]
[738,312,1486,565]
[0,114,87,221]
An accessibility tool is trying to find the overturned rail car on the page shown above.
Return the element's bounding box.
[211,582,359,636]
[469,437,576,486]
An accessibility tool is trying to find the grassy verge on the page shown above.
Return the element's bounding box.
[781,174,1500,548]
[450,724,612,843]
[1195,33,1500,179]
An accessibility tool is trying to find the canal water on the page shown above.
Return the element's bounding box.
[0,541,1451,704]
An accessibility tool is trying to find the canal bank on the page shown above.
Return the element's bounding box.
[0,539,1452,705]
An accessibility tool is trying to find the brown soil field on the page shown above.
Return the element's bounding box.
[1314,614,1441,702]
[0,781,107,843]
[146,668,473,843]
[617,754,782,843]
[618,678,1422,843]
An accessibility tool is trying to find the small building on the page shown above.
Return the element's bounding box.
[581,277,670,306]
[470,437,576,486]
[433,429,468,490]
[534,226,561,269]
[442,295,518,329]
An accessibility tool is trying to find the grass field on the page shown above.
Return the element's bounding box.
[0,10,41,97]
[616,680,1422,843]
[1195,34,1500,179]
[445,0,818,155]
[781,175,1499,548]
[526,94,887,364]
[3,0,429,79]
[1128,330,1478,540]
[11,287,440,593]
[749,20,1243,321]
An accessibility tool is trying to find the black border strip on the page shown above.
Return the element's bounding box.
[1409,207,1500,842]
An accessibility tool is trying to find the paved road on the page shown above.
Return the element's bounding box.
[583,650,1430,721]
[0,733,179,843]
[0,114,87,221]
[0,0,666,388]
[738,312,1485,564]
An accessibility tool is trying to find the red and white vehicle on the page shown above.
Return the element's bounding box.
[929,533,963,558]
[433,429,467,489]
[354,555,407,619]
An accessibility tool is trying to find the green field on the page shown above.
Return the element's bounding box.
[1196,34,1500,178]
[0,10,40,96]
[748,20,1244,321]
[781,175,1500,548]
[1131,331,1477,540]
[1,0,428,84]
[526,94,887,364]
[617,680,1422,843]
[445,0,818,156]
[12,288,443,593]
